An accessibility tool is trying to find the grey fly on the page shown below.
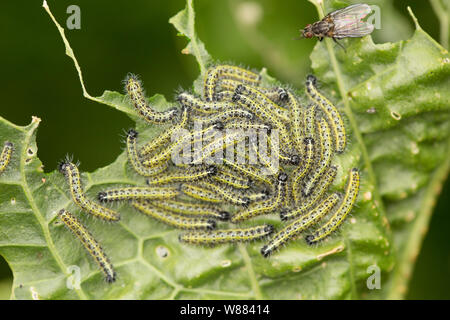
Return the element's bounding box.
[300,3,374,49]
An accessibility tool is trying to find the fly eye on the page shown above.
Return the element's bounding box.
[306,32,313,38]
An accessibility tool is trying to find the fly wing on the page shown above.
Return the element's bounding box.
[329,3,372,19]
[330,4,374,38]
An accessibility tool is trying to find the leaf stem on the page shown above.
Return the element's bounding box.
[310,0,392,299]
[238,244,262,299]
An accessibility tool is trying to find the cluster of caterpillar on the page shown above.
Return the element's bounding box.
[57,64,360,282]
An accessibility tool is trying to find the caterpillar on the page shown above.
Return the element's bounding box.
[146,165,217,185]
[287,91,304,153]
[180,183,224,203]
[232,92,293,151]
[151,200,230,221]
[187,124,226,166]
[192,130,246,165]
[247,189,271,201]
[281,165,337,220]
[197,181,251,206]
[261,192,341,257]
[214,90,235,102]
[219,78,288,104]
[292,137,315,203]
[305,168,360,245]
[141,130,191,167]
[139,105,190,157]
[303,103,317,140]
[258,87,289,103]
[305,75,346,153]
[126,129,169,176]
[0,141,13,175]
[224,120,272,133]
[190,122,225,152]
[98,186,179,202]
[284,177,292,208]
[235,84,290,122]
[177,92,230,114]
[58,209,116,283]
[302,118,333,197]
[222,159,273,186]
[250,139,278,176]
[207,179,267,201]
[231,172,287,223]
[58,160,120,222]
[266,135,300,165]
[204,64,261,102]
[212,168,251,189]
[132,199,216,230]
[191,108,254,126]
[179,224,274,246]
[216,78,242,92]
[125,73,178,123]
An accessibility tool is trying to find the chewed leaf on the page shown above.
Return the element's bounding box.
[169,0,212,75]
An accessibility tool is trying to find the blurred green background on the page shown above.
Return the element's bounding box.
[0,0,448,299]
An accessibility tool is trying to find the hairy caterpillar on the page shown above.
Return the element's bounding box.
[219,78,288,103]
[305,168,360,244]
[222,159,273,186]
[0,141,13,176]
[191,108,254,126]
[281,165,337,220]
[177,92,230,114]
[58,209,116,282]
[302,118,333,197]
[258,87,289,103]
[197,181,251,206]
[261,193,341,257]
[235,84,290,122]
[212,168,251,189]
[214,90,235,102]
[287,91,304,153]
[292,138,315,203]
[139,105,190,157]
[131,199,216,230]
[125,73,178,123]
[98,186,179,202]
[231,172,287,223]
[192,130,247,165]
[180,183,224,203]
[126,129,169,176]
[179,224,274,245]
[224,120,272,133]
[141,131,191,167]
[232,92,292,151]
[58,160,120,222]
[305,75,346,153]
[204,65,261,102]
[146,165,217,185]
[303,104,317,140]
[151,200,230,221]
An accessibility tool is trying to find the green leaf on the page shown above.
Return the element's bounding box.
[308,1,450,299]
[0,0,448,300]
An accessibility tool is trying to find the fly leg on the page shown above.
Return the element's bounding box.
[333,38,347,52]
